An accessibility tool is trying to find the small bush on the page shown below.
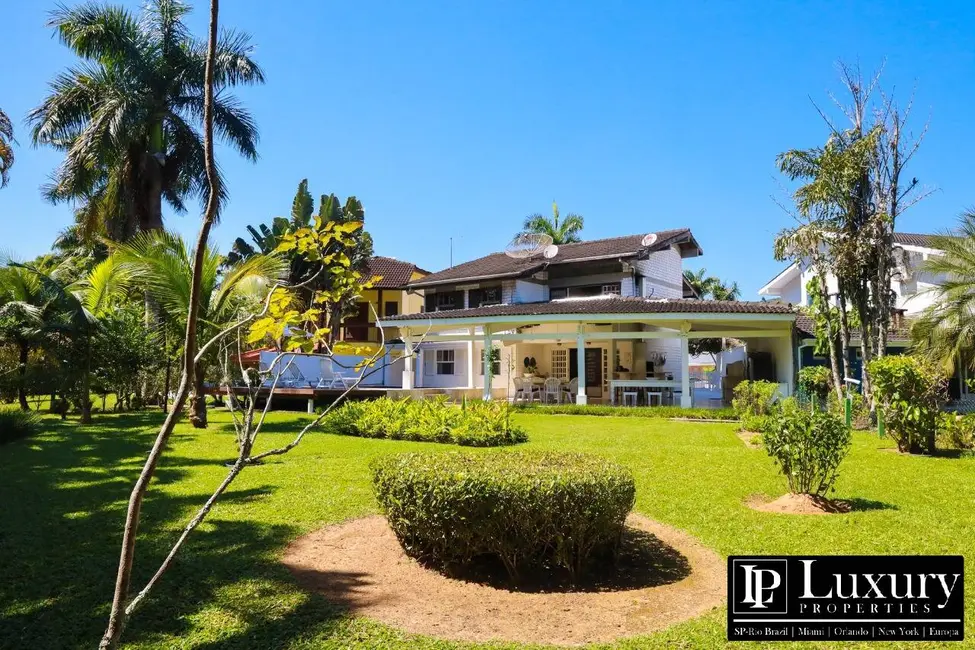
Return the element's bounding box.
[868,356,946,454]
[372,450,636,582]
[740,414,773,434]
[827,390,871,430]
[762,399,851,496]
[798,366,832,402]
[0,410,41,445]
[510,403,736,420]
[323,396,527,446]
[938,413,975,450]
[732,380,779,419]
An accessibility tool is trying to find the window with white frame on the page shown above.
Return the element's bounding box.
[601,283,621,295]
[480,347,501,376]
[436,349,455,375]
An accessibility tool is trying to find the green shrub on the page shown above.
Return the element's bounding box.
[762,399,851,495]
[868,356,946,454]
[798,366,832,402]
[732,380,779,419]
[323,396,527,446]
[937,413,975,450]
[827,390,871,430]
[740,414,773,434]
[510,403,736,420]
[0,410,41,445]
[372,450,636,581]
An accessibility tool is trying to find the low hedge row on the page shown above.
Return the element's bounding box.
[0,410,41,445]
[372,450,636,581]
[511,403,737,421]
[323,396,527,446]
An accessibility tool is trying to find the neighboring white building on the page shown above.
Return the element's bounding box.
[380,229,798,406]
[757,232,946,316]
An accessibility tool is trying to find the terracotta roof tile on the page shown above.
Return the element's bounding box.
[384,296,793,321]
[365,256,427,289]
[795,313,911,341]
[409,229,701,288]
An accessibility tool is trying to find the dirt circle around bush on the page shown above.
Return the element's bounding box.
[281,513,725,645]
[746,493,851,515]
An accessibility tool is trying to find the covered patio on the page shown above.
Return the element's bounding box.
[379,297,797,407]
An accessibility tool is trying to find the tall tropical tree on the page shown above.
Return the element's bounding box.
[682,268,741,300]
[112,231,286,427]
[0,108,13,188]
[518,201,584,244]
[28,0,264,241]
[911,213,975,374]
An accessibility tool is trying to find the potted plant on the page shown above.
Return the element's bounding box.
[523,356,538,377]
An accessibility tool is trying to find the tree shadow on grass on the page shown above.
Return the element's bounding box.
[0,416,348,650]
[845,497,899,512]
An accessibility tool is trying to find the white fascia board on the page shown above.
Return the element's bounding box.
[758,263,800,296]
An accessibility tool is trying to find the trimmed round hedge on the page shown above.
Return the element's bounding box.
[371,450,636,581]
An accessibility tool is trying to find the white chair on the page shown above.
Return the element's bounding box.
[622,390,639,406]
[318,358,354,389]
[542,377,563,404]
[646,391,663,406]
[562,377,579,404]
[513,377,539,402]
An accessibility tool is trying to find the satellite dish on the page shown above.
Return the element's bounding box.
[543,244,559,259]
[505,233,554,259]
[641,233,658,247]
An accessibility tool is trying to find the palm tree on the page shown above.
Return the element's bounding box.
[518,201,584,244]
[683,268,741,300]
[0,264,49,410]
[112,231,286,427]
[911,213,975,374]
[28,0,264,241]
[0,108,13,188]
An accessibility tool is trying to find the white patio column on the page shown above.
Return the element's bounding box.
[680,335,691,407]
[609,335,617,405]
[307,397,314,414]
[402,334,415,390]
[466,327,475,389]
[482,327,493,401]
[576,330,588,405]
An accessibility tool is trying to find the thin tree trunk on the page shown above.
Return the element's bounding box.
[189,363,208,429]
[836,292,852,382]
[818,274,843,396]
[80,343,93,425]
[99,2,222,646]
[17,341,29,411]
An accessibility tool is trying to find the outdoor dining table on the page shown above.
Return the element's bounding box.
[608,378,683,405]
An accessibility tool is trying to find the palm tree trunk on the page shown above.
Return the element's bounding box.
[189,362,208,429]
[138,152,165,232]
[80,342,93,425]
[17,340,29,411]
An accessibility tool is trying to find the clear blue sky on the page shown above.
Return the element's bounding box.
[3,1,974,297]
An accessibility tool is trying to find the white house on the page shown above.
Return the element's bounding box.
[757,232,946,316]
[380,229,798,406]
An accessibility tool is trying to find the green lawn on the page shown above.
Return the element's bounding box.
[1,409,973,649]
